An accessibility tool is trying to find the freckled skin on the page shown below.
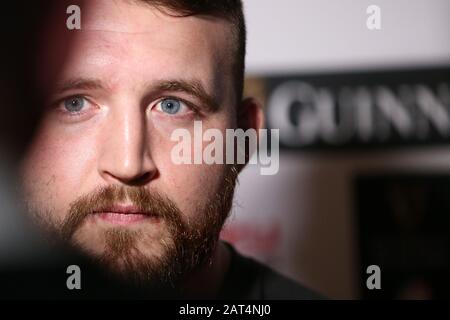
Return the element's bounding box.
[20,0,263,295]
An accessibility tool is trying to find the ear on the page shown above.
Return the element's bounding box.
[238,97,264,132]
[236,97,264,172]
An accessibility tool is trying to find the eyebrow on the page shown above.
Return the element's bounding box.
[155,80,219,112]
[55,78,106,93]
[55,78,220,112]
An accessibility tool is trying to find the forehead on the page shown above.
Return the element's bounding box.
[39,0,235,95]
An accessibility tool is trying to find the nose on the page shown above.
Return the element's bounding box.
[98,104,156,186]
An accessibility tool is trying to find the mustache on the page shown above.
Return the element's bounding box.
[60,185,183,241]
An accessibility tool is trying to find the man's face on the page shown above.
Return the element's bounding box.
[20,0,239,285]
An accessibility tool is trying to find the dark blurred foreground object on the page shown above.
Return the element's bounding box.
[0,2,47,158]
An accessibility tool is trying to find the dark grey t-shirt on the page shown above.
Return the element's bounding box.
[217,243,324,300]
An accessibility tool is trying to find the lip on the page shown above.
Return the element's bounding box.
[92,204,159,225]
[94,204,147,215]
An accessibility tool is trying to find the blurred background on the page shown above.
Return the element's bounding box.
[220,0,450,299]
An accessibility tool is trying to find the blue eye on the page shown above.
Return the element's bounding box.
[160,98,181,115]
[64,96,85,113]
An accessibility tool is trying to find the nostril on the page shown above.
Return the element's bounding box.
[100,169,157,186]
[127,171,155,186]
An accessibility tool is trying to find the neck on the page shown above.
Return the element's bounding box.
[180,241,231,299]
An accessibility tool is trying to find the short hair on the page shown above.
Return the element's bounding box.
[138,0,246,102]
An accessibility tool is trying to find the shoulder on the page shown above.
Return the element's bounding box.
[257,261,325,300]
[218,242,325,300]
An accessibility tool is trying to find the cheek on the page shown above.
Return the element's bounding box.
[159,161,226,218]
[20,124,98,211]
[150,118,232,220]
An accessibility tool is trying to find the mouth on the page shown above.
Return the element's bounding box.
[92,204,160,225]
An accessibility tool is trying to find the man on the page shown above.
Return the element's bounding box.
[19,0,321,299]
